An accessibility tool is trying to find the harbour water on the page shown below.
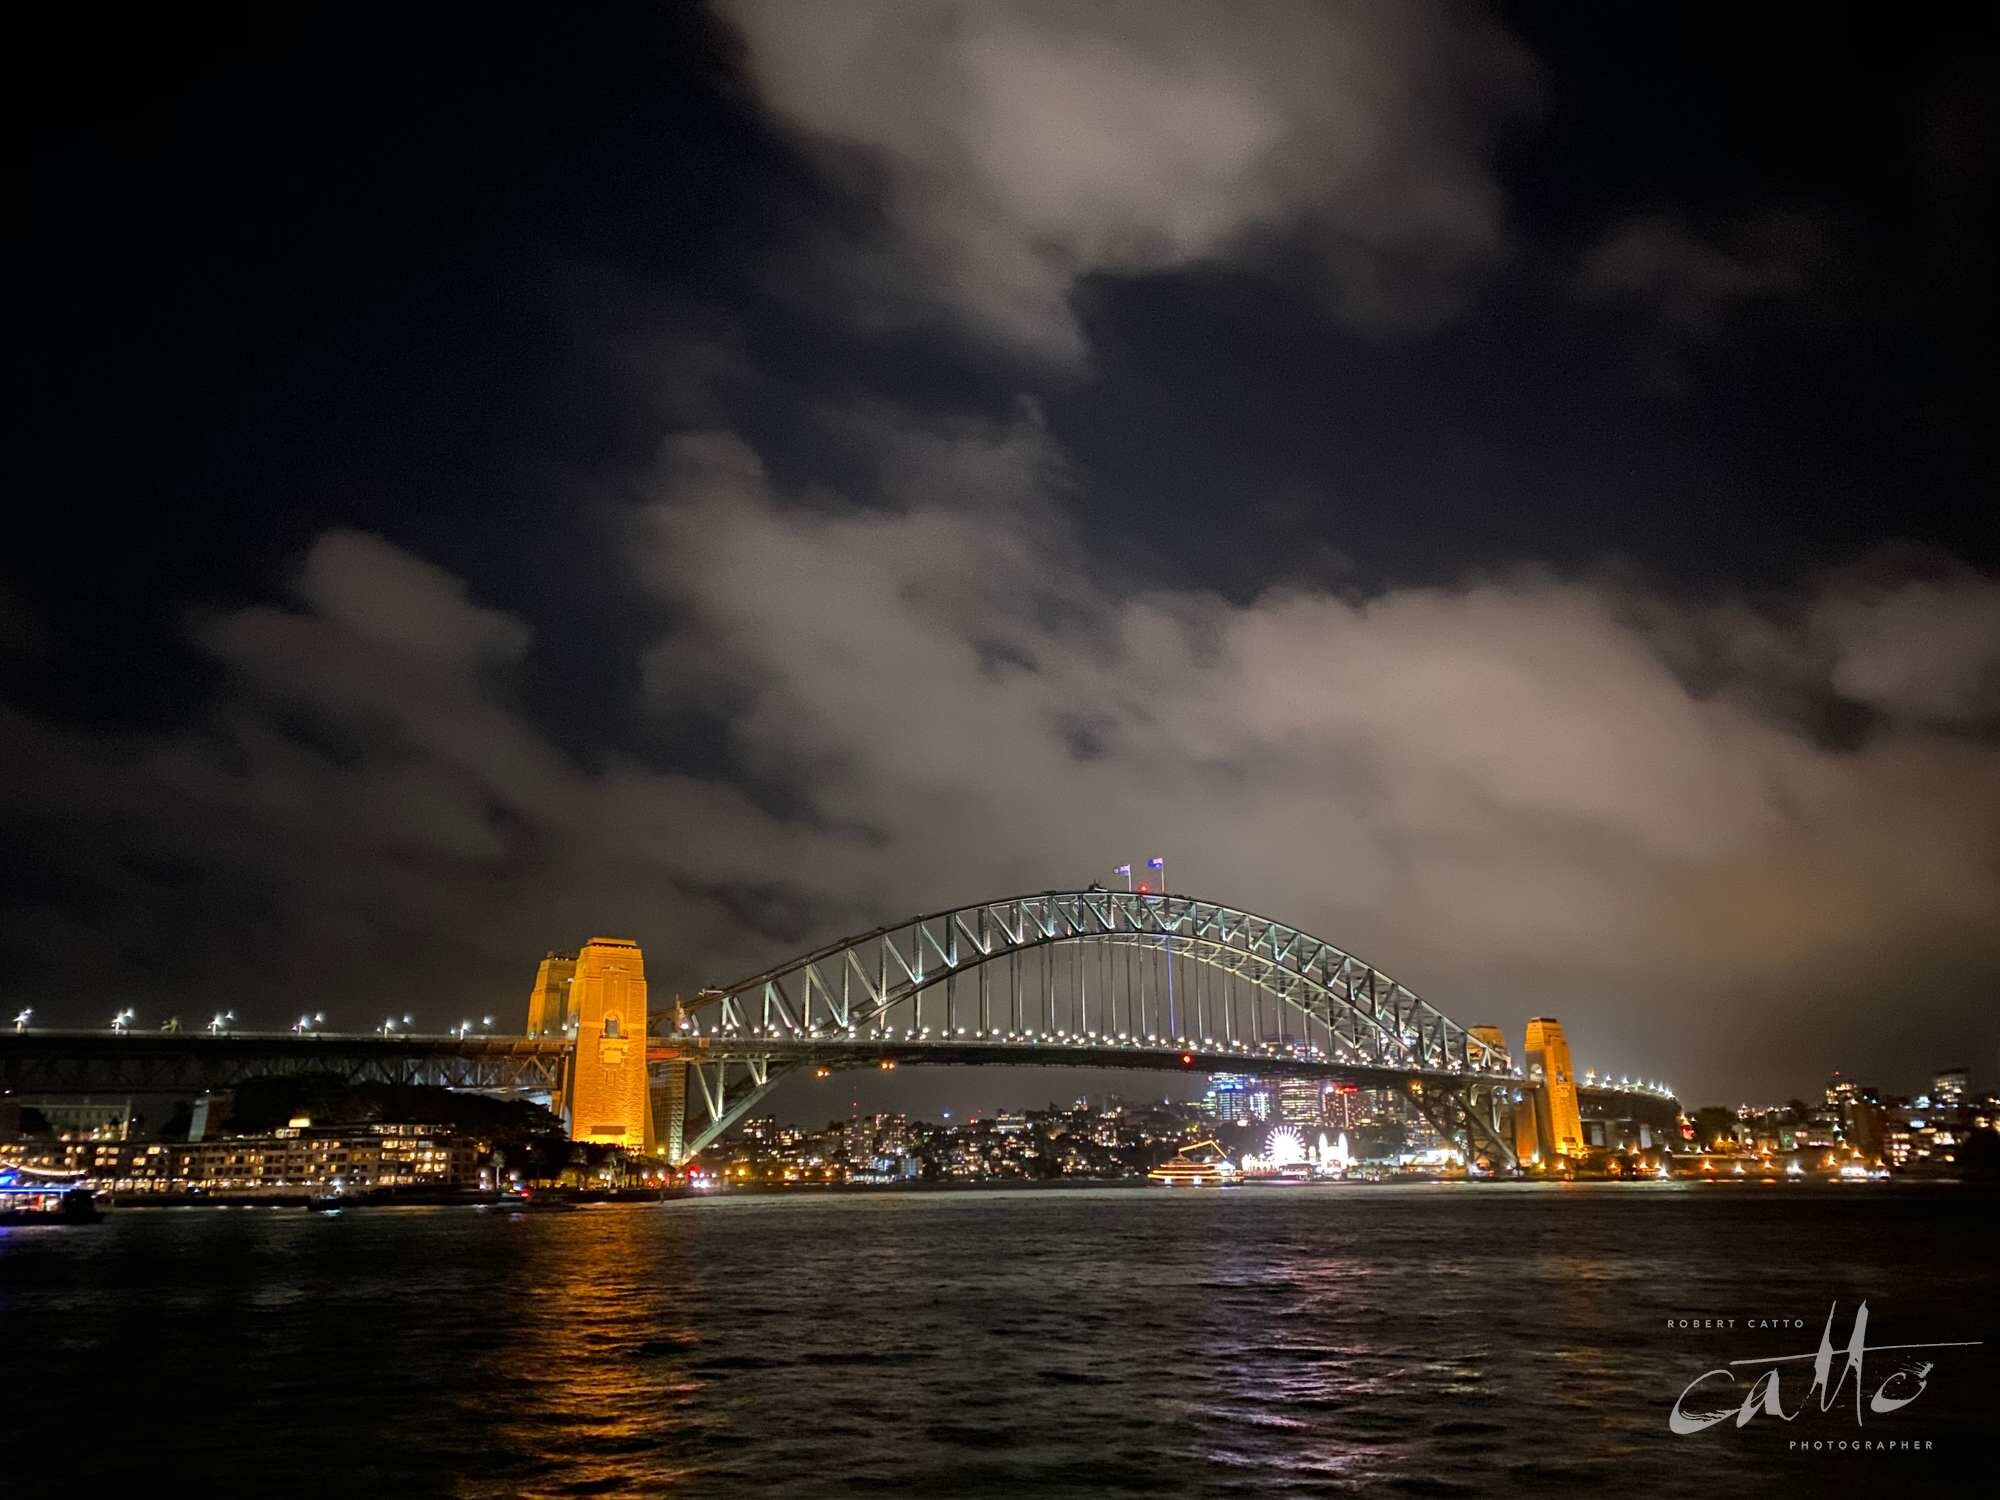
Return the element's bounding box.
[2,1183,1992,1496]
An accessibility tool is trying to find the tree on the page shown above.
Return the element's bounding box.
[1692,1106,1738,1147]
[1957,1128,2000,1179]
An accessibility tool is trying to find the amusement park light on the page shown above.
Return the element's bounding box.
[1265,1125,1307,1168]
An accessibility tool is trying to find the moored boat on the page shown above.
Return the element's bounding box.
[1147,1139,1239,1187]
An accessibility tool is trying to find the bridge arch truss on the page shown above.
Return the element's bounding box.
[660,890,1511,1162]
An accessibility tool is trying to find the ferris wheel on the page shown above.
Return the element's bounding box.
[1264,1125,1307,1168]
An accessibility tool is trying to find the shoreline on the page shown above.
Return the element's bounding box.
[75,1170,1983,1212]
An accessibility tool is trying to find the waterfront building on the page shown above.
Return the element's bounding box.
[3,1121,480,1195]
[14,1096,134,1141]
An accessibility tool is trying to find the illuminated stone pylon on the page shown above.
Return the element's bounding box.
[563,937,651,1153]
[525,952,577,1039]
[1524,1016,1584,1158]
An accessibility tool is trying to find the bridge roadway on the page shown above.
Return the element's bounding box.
[1,1027,1525,1100]
[657,1032,1508,1092]
[0,1029,573,1096]
[1,1028,1680,1165]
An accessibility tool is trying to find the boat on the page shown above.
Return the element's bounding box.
[517,1191,579,1211]
[490,1189,578,1211]
[1147,1140,1239,1187]
[0,1166,103,1223]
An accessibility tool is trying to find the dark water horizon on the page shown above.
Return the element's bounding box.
[3,1182,1993,1497]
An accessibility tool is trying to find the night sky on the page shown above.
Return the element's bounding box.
[14,3,1998,1115]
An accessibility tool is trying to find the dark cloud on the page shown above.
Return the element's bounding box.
[721,0,1538,360]
[1575,210,1832,328]
[11,2,1999,1116]
[7,410,1998,1106]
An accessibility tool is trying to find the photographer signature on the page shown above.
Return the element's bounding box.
[1670,1301,1980,1434]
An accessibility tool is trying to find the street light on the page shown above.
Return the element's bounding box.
[12,1008,30,1033]
[208,1011,234,1035]
[111,1008,135,1033]
[293,1011,325,1035]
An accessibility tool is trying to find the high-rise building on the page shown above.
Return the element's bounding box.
[1277,1078,1324,1127]
[1201,1074,1285,1122]
[1933,1067,1969,1106]
[1824,1073,1887,1157]
[1323,1084,1364,1131]
[1523,1017,1584,1158]
[1205,1073,1255,1123]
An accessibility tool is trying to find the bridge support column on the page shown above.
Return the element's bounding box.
[1524,1017,1584,1158]
[1409,1080,1518,1171]
[566,937,652,1154]
[649,1062,687,1168]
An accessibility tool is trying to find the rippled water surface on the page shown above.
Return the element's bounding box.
[3,1183,1993,1497]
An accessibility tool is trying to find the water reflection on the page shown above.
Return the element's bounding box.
[1,1185,1991,1496]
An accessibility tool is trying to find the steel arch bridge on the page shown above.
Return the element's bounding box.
[650,889,1520,1165]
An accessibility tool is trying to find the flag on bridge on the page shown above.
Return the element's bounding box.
[1146,857,1165,870]
[1113,864,1131,876]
